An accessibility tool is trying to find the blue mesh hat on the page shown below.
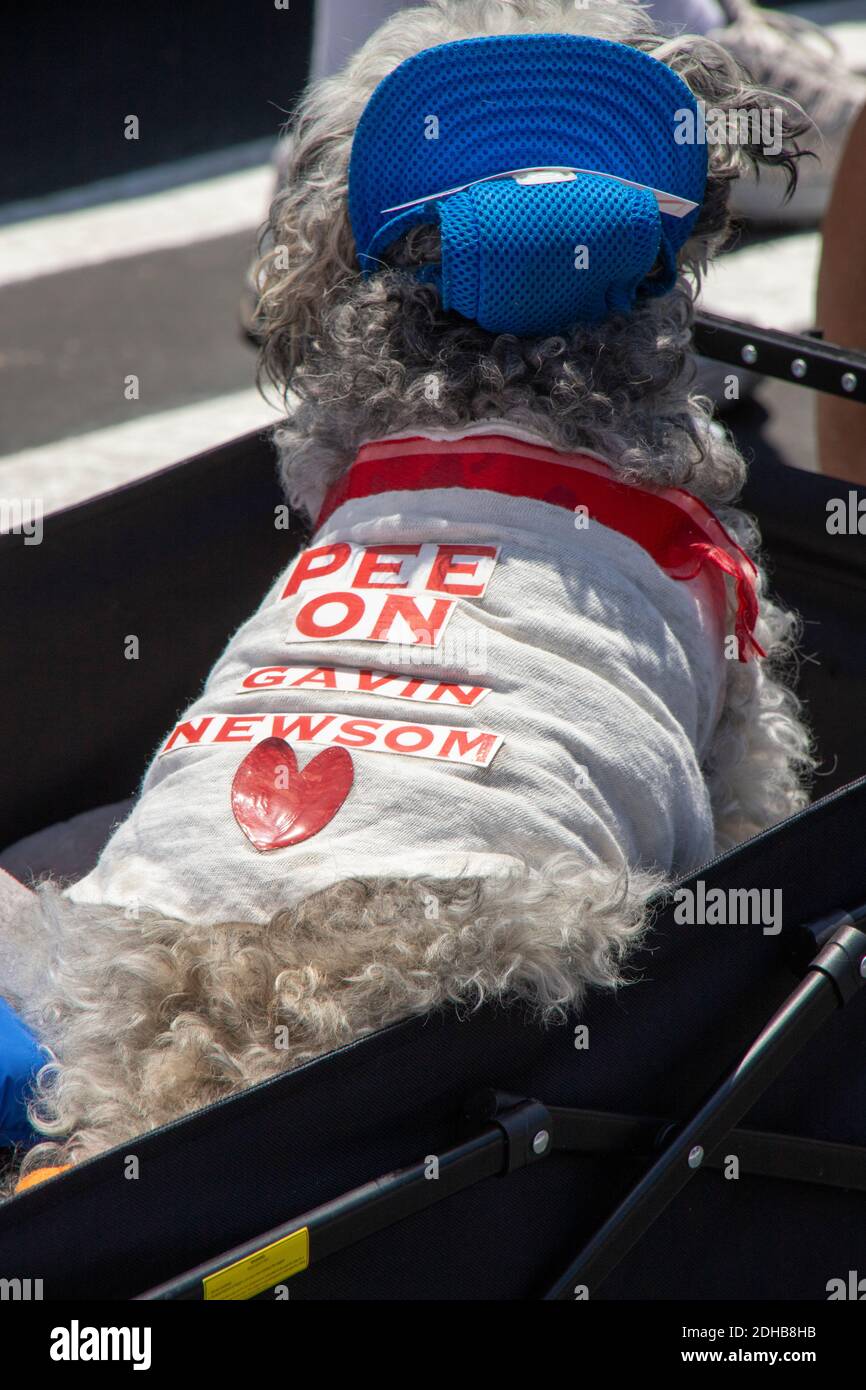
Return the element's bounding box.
[348,33,708,334]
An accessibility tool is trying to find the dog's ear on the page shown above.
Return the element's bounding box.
[651,33,812,246]
[256,94,360,394]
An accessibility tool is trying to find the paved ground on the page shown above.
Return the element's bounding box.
[1,0,864,517]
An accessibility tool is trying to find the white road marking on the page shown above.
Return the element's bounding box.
[0,165,273,289]
[699,231,819,331]
[793,2,866,71]
[0,388,284,527]
[0,10,860,514]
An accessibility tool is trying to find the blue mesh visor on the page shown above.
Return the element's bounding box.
[348,34,708,334]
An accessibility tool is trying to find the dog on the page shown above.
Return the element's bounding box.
[1,0,814,1194]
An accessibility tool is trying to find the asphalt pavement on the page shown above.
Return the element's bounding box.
[1,0,864,513]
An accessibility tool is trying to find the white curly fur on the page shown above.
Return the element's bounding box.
[2,0,815,1193]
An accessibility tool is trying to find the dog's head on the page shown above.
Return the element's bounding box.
[257,0,807,521]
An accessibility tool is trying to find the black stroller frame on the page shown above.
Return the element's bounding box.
[3,313,866,1303]
[141,903,866,1301]
[693,310,866,403]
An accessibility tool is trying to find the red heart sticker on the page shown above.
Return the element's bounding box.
[231,737,354,852]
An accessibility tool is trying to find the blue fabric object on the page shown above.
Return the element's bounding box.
[440,175,662,332]
[0,997,43,1147]
[348,33,708,333]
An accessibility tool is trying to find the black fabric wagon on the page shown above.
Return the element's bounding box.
[1,319,866,1301]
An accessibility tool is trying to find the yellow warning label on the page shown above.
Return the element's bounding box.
[202,1226,310,1301]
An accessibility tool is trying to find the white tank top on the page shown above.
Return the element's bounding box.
[67,423,754,926]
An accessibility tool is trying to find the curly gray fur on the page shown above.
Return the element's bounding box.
[3,856,656,1188]
[2,0,816,1192]
[254,0,814,842]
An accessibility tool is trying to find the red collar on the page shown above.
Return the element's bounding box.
[316,434,763,662]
